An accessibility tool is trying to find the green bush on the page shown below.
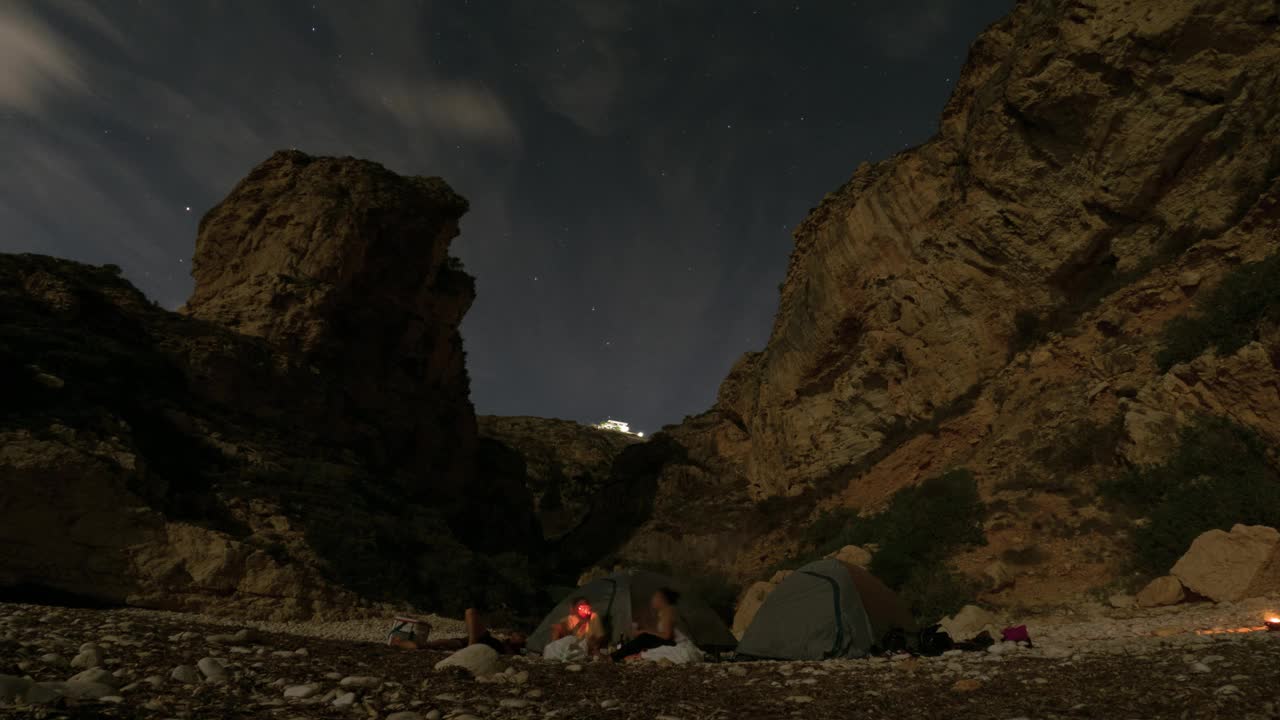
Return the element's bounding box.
[1012,310,1045,352]
[788,469,986,624]
[1157,253,1280,370]
[898,569,980,626]
[1101,417,1280,575]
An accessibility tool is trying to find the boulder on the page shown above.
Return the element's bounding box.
[1171,525,1280,602]
[939,605,999,642]
[825,545,872,567]
[433,643,500,677]
[1135,575,1185,608]
[732,581,777,638]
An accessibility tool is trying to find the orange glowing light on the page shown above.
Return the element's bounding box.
[1268,616,1280,624]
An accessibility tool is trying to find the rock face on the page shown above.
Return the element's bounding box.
[604,0,1280,608]
[707,0,1280,500]
[1172,525,1280,603]
[0,152,535,619]
[184,150,478,497]
[477,416,641,541]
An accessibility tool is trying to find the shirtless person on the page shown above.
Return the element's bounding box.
[544,597,606,658]
[390,608,526,654]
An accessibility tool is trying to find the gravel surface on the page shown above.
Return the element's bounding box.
[2,602,1280,719]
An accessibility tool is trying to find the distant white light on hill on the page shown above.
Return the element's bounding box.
[595,419,643,438]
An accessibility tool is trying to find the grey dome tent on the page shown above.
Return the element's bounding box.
[736,558,915,660]
[527,569,738,654]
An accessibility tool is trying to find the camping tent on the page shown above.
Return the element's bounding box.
[736,558,915,660]
[527,569,738,653]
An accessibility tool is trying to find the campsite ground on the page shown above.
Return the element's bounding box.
[2,602,1279,720]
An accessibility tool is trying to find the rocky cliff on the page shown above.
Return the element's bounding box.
[614,0,1280,608]
[183,150,479,500]
[477,416,641,542]
[0,152,537,619]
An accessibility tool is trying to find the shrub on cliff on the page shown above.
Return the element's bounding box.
[1157,253,1280,370]
[793,468,986,623]
[1101,417,1280,575]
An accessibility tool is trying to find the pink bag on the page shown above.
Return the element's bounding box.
[1001,625,1031,644]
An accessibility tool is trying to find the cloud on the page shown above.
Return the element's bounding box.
[515,1,632,135]
[354,76,520,145]
[0,4,86,112]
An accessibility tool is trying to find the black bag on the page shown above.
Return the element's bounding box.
[917,624,954,656]
[880,627,909,653]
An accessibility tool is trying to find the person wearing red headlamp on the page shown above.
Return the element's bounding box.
[544,597,605,660]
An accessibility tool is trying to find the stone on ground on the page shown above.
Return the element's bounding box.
[1171,524,1280,602]
[171,665,200,684]
[433,643,500,677]
[338,675,380,689]
[70,647,103,669]
[197,657,227,682]
[283,683,322,698]
[68,668,119,687]
[1136,575,1186,608]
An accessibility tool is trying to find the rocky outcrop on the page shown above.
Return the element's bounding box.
[184,150,478,498]
[0,152,534,619]
[711,0,1280,500]
[611,0,1280,606]
[478,416,640,541]
[1172,525,1280,603]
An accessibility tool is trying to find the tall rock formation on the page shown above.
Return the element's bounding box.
[183,150,478,499]
[0,152,535,619]
[614,0,1280,604]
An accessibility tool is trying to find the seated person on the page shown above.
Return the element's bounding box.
[543,597,606,660]
[611,588,691,663]
[389,608,526,654]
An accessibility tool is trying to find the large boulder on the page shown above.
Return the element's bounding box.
[825,545,872,568]
[732,581,777,639]
[1172,525,1280,603]
[1135,575,1185,608]
[434,644,500,677]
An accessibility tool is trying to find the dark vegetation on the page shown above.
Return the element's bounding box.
[1157,252,1280,370]
[1101,417,1280,576]
[778,469,986,624]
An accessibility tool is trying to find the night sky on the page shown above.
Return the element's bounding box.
[2,0,1013,434]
